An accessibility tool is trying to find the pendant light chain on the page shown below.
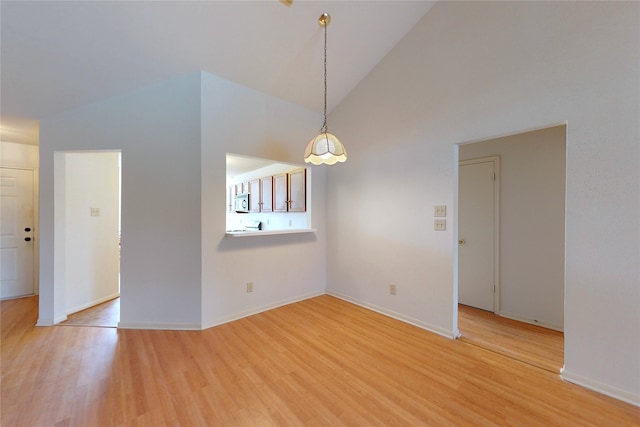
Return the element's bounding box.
[304,13,347,165]
[320,22,328,134]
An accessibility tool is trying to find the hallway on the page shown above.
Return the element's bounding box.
[458,304,564,373]
[59,298,119,328]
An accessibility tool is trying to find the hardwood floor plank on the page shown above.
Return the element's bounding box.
[2,295,638,426]
[457,303,564,373]
[59,297,119,328]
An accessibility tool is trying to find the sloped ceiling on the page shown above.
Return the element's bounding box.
[1,0,435,130]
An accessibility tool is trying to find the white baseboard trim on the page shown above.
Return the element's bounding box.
[498,310,564,332]
[67,292,120,316]
[36,313,68,326]
[117,321,201,331]
[36,318,54,327]
[202,291,325,330]
[561,368,640,407]
[327,291,457,339]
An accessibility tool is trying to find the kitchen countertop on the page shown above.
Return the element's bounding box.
[225,228,317,238]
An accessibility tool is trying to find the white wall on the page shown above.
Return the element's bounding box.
[39,72,203,328]
[1,141,39,168]
[460,125,566,330]
[0,118,39,146]
[39,70,328,330]
[327,1,639,404]
[62,152,120,314]
[201,72,327,328]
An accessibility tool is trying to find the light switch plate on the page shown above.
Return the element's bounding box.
[434,205,446,217]
[434,219,446,231]
[90,207,100,217]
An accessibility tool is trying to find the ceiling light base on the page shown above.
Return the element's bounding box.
[319,13,331,27]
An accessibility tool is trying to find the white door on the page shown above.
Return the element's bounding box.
[1,168,35,299]
[458,159,497,312]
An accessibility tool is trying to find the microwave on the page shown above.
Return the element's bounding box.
[234,193,249,213]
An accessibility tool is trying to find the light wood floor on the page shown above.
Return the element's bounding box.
[458,304,564,373]
[60,297,120,328]
[58,299,564,373]
[2,295,638,426]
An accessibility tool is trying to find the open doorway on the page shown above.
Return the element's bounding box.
[456,125,566,372]
[55,151,121,327]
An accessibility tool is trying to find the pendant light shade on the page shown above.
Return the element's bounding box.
[304,132,347,165]
[304,13,347,165]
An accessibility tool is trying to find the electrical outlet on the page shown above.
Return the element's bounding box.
[434,205,446,217]
[389,284,397,295]
[434,219,446,231]
[246,282,254,293]
[90,207,100,217]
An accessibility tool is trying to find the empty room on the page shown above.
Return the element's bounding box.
[1,1,638,425]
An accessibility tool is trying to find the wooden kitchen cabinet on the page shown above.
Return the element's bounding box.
[235,182,243,195]
[260,176,273,212]
[227,185,234,212]
[230,169,305,214]
[287,168,306,212]
[248,179,260,213]
[273,173,288,212]
[273,169,306,213]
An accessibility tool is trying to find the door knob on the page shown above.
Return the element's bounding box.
[25,237,32,242]
[458,239,465,245]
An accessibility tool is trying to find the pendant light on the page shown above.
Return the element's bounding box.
[304,13,347,165]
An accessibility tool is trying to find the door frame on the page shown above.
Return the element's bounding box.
[0,167,37,298]
[52,150,121,321]
[458,156,500,314]
[0,144,39,297]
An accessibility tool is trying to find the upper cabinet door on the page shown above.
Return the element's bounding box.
[273,173,288,212]
[227,186,234,212]
[235,182,244,195]
[288,168,306,212]
[248,179,260,213]
[260,176,273,212]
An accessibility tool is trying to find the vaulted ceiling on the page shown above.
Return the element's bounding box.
[1,0,435,142]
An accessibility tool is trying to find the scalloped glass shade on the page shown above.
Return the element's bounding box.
[304,132,347,165]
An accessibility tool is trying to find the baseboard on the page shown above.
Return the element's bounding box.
[561,368,640,407]
[117,321,201,331]
[113,292,325,331]
[327,291,458,339]
[202,291,325,330]
[36,313,68,326]
[498,310,564,332]
[36,318,54,327]
[66,292,120,316]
